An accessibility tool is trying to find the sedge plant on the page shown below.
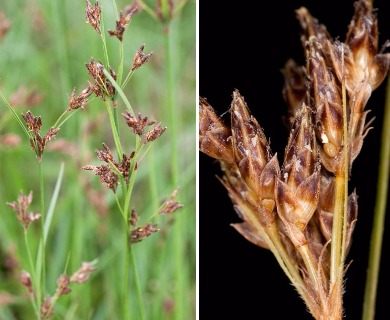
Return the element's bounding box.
[0,0,195,319]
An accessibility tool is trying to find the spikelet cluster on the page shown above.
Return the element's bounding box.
[199,1,389,318]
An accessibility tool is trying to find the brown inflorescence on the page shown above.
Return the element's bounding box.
[21,111,60,159]
[82,143,134,193]
[85,0,101,34]
[86,58,116,100]
[158,187,183,214]
[7,191,41,233]
[123,111,166,143]
[108,5,138,41]
[131,44,153,71]
[130,222,160,243]
[199,0,390,319]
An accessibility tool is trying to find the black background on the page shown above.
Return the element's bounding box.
[199,0,390,319]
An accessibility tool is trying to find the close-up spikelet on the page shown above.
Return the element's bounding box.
[200,0,390,318]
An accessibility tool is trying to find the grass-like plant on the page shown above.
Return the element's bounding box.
[199,0,389,319]
[0,0,195,319]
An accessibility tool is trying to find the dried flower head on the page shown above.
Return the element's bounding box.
[158,187,183,214]
[85,0,101,34]
[83,143,133,192]
[131,44,153,71]
[200,0,390,318]
[108,5,138,41]
[145,122,166,142]
[130,223,160,243]
[67,86,92,111]
[7,191,41,233]
[199,97,235,165]
[21,111,60,159]
[122,111,156,136]
[86,58,116,100]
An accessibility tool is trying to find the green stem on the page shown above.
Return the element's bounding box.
[117,42,124,86]
[104,100,124,160]
[129,244,146,320]
[24,232,38,316]
[100,28,110,67]
[0,90,30,139]
[164,22,184,320]
[122,230,130,319]
[103,69,135,115]
[164,26,178,185]
[362,76,390,320]
[37,161,46,312]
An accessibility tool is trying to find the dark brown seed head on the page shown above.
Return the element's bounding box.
[67,86,92,111]
[7,191,41,233]
[108,5,138,41]
[131,44,153,71]
[199,97,235,165]
[122,111,156,136]
[158,187,183,214]
[86,0,101,34]
[296,6,331,50]
[145,123,166,142]
[130,223,160,243]
[86,58,116,100]
[230,90,273,194]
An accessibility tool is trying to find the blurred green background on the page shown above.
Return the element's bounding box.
[0,0,196,319]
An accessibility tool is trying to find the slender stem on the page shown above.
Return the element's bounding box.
[104,100,124,160]
[122,230,130,319]
[164,26,178,185]
[164,22,185,320]
[117,41,124,86]
[103,69,135,115]
[24,232,38,315]
[0,90,30,138]
[129,244,147,320]
[38,161,46,312]
[121,70,135,91]
[362,76,390,320]
[100,29,110,67]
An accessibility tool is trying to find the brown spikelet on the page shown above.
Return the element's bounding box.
[199,0,390,318]
[131,44,153,71]
[108,5,138,41]
[85,0,101,34]
[199,97,235,165]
